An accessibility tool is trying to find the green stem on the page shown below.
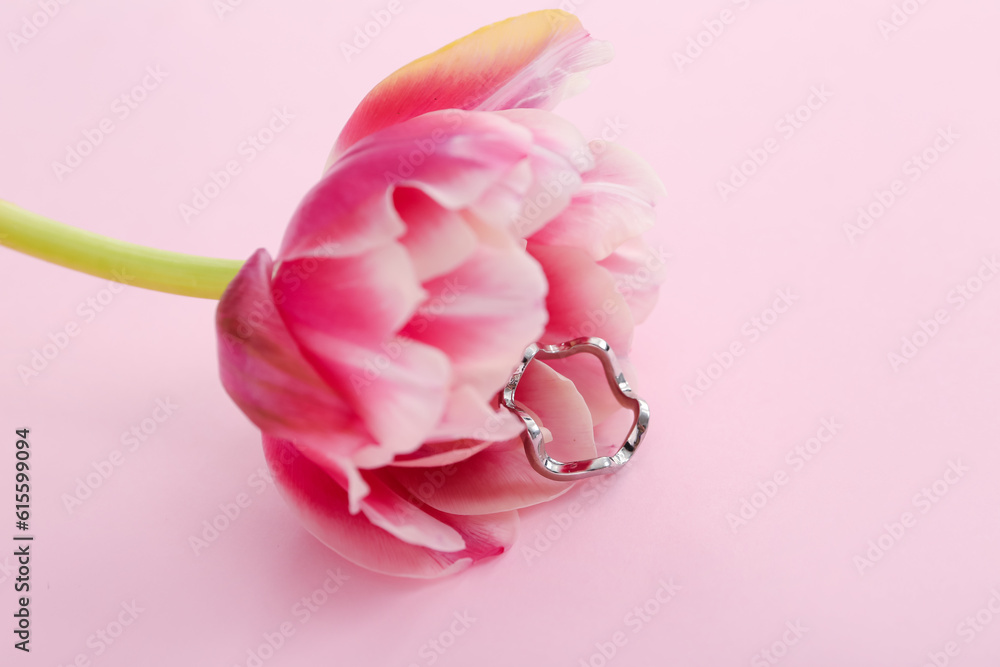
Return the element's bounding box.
[0,200,244,300]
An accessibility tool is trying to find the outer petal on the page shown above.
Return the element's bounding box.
[498,110,590,238]
[355,473,466,552]
[264,436,518,578]
[466,109,593,236]
[496,108,594,171]
[329,10,613,161]
[216,249,371,456]
[281,111,533,262]
[274,247,451,458]
[285,330,451,465]
[529,142,665,260]
[276,245,425,347]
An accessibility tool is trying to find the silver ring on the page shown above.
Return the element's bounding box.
[500,337,649,481]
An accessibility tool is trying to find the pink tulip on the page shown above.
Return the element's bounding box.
[215,9,665,577]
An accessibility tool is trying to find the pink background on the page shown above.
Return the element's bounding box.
[3,0,1000,665]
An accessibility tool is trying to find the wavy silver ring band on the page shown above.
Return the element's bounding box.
[500,337,649,481]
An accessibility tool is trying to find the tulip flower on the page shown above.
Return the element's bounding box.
[0,9,664,578]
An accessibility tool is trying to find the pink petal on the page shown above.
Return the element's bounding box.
[597,236,668,325]
[537,354,622,426]
[494,109,594,237]
[320,454,372,515]
[514,356,598,463]
[592,401,642,459]
[298,335,451,461]
[463,158,534,229]
[390,439,575,515]
[400,238,548,402]
[274,245,451,457]
[394,187,478,282]
[391,360,599,515]
[356,473,465,552]
[281,111,533,262]
[507,151,580,239]
[425,384,526,445]
[329,10,613,160]
[496,108,594,173]
[216,249,371,457]
[391,384,527,468]
[264,435,518,578]
[275,244,424,346]
[390,439,495,469]
[529,142,665,260]
[527,242,635,353]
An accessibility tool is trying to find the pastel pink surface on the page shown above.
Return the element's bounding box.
[1,2,999,666]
